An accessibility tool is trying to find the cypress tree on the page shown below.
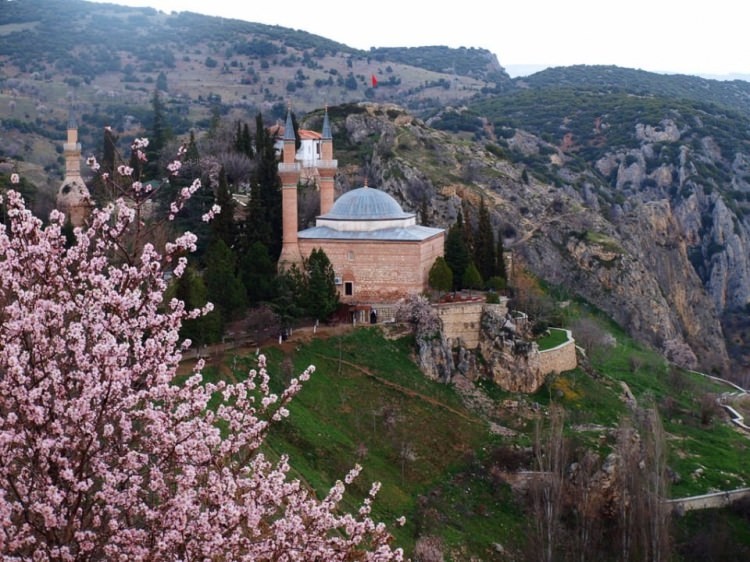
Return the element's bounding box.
[211,166,236,249]
[252,113,282,260]
[203,238,247,323]
[462,262,483,295]
[303,248,340,321]
[145,88,171,180]
[428,256,453,296]
[444,221,470,291]
[239,241,277,305]
[474,198,496,283]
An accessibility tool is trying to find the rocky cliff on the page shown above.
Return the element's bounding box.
[316,103,745,377]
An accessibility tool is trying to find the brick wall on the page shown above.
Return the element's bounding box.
[299,233,443,303]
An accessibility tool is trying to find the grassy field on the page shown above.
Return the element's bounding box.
[196,309,750,559]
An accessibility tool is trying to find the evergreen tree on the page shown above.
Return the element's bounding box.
[234,121,243,153]
[444,219,470,291]
[185,130,200,163]
[419,196,431,227]
[203,239,247,325]
[474,198,496,283]
[460,203,475,259]
[291,111,301,152]
[155,71,168,92]
[428,256,453,296]
[170,265,222,346]
[239,241,277,305]
[173,173,214,259]
[495,229,507,281]
[233,120,254,157]
[272,265,306,331]
[251,113,282,260]
[462,262,483,295]
[303,248,339,321]
[242,122,253,158]
[92,127,118,204]
[145,88,171,180]
[211,166,236,249]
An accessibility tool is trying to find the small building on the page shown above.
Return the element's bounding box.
[277,108,445,305]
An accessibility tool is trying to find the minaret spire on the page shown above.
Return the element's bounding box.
[56,102,91,226]
[317,106,338,215]
[277,105,302,267]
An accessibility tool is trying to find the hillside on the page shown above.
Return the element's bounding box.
[310,101,742,379]
[3,1,750,377]
[467,68,750,379]
[0,0,507,205]
[197,316,750,560]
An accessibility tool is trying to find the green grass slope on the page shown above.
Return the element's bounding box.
[201,310,750,559]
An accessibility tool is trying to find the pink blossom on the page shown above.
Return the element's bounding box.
[10,173,19,184]
[86,156,100,171]
[0,139,402,559]
[167,160,182,175]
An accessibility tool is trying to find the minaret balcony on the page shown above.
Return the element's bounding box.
[278,162,301,174]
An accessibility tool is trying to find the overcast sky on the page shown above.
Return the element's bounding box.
[88,0,749,79]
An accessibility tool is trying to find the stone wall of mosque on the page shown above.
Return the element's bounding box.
[299,234,444,303]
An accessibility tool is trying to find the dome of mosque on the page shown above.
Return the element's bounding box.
[323,186,412,220]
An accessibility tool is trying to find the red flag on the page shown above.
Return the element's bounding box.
[371,74,378,87]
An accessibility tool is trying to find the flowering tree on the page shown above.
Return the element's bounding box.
[0,144,403,560]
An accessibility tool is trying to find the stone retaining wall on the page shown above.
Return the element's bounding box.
[538,329,577,376]
[435,300,508,349]
[666,488,750,512]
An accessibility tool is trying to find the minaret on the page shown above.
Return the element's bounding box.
[317,107,338,215]
[57,108,91,226]
[277,109,302,268]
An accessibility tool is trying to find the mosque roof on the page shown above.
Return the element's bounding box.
[298,224,444,242]
[321,186,413,221]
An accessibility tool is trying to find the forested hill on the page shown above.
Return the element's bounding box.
[514,65,750,118]
[0,0,507,108]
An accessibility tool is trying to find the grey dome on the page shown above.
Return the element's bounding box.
[323,187,412,220]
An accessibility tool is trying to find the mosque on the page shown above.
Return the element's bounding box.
[53,106,445,310]
[277,109,445,306]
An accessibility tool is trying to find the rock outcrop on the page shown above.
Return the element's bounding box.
[313,103,750,377]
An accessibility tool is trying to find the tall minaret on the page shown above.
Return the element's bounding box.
[277,109,302,268]
[56,108,91,226]
[317,107,338,215]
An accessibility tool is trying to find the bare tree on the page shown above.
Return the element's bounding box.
[528,404,567,562]
[567,448,604,562]
[614,403,671,561]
